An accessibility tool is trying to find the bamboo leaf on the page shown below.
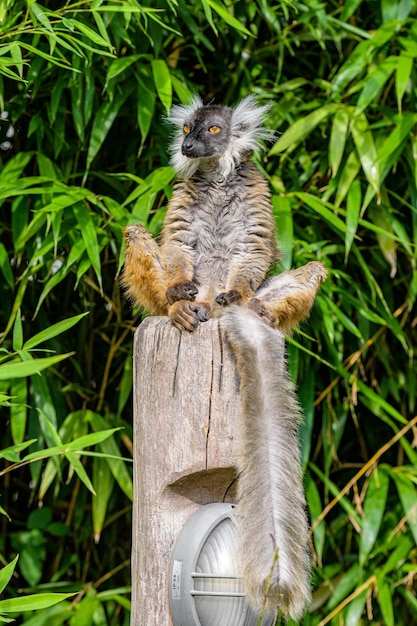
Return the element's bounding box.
[305,472,325,563]
[329,106,350,177]
[272,195,293,269]
[309,463,361,525]
[0,243,15,289]
[345,589,368,626]
[368,205,397,278]
[65,429,122,452]
[106,55,141,86]
[345,179,361,262]
[18,429,122,465]
[270,104,337,154]
[359,467,389,566]
[92,457,114,541]
[208,0,252,36]
[39,411,89,500]
[377,112,417,182]
[12,308,23,351]
[85,88,133,175]
[391,471,417,544]
[9,43,24,78]
[351,112,380,197]
[0,440,37,462]
[18,42,73,70]
[62,18,115,51]
[117,351,133,418]
[151,59,172,113]
[0,354,73,380]
[124,166,174,207]
[171,75,194,104]
[326,298,363,338]
[0,593,75,612]
[89,412,133,501]
[201,0,218,35]
[70,71,85,144]
[327,563,361,609]
[376,573,394,626]
[10,376,27,445]
[24,313,88,350]
[136,73,156,143]
[0,153,33,184]
[65,450,95,494]
[0,556,19,594]
[33,263,69,319]
[293,192,347,234]
[29,3,54,33]
[357,379,408,425]
[72,203,102,292]
[331,40,369,94]
[380,535,413,576]
[396,54,413,112]
[356,56,397,113]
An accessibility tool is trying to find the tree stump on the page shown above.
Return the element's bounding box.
[130,316,282,625]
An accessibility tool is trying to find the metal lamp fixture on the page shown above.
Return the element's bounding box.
[169,503,274,626]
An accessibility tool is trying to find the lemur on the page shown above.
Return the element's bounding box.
[123,96,327,620]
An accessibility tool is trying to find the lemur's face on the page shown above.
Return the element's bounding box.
[181,105,233,159]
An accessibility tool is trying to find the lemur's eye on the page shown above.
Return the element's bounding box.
[183,125,191,134]
[209,125,221,134]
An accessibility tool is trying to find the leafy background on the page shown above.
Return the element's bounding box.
[0,0,416,624]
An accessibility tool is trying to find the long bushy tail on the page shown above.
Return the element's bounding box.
[221,306,311,621]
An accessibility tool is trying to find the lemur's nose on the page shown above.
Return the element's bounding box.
[182,137,196,156]
[182,136,194,150]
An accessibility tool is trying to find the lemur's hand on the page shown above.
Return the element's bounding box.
[215,290,243,306]
[166,281,198,305]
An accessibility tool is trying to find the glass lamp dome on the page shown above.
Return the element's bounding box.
[169,503,274,626]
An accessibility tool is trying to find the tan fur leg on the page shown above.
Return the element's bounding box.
[249,261,327,333]
[122,224,168,316]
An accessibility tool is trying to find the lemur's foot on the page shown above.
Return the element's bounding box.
[253,261,327,333]
[293,261,328,287]
[124,222,149,242]
[190,302,212,323]
[122,224,169,315]
[169,300,199,332]
[166,281,199,305]
[169,299,211,331]
[123,223,160,259]
[248,298,276,326]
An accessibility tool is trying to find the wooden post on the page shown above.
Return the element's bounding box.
[130,316,281,625]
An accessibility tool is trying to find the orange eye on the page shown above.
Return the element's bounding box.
[209,125,221,134]
[183,125,190,133]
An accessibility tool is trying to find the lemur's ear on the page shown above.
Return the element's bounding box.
[167,95,203,129]
[229,96,275,159]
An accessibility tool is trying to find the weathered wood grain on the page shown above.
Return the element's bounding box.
[131,317,244,625]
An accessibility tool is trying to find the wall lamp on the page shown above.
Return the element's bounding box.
[169,503,274,626]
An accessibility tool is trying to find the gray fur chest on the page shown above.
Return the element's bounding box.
[189,178,248,256]
[187,175,251,289]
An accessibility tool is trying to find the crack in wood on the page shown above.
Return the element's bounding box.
[205,342,215,471]
[172,330,182,396]
[217,321,224,392]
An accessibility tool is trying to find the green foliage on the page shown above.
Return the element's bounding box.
[0,556,75,622]
[0,0,416,624]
